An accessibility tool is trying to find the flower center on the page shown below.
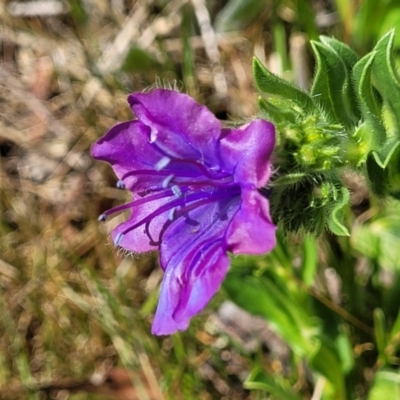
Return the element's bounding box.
[100,155,240,246]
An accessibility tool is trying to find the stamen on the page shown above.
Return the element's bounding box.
[98,213,107,221]
[117,190,213,239]
[172,185,182,197]
[149,130,157,143]
[162,174,175,188]
[150,140,230,180]
[116,180,125,189]
[169,207,177,221]
[121,168,198,181]
[118,186,240,246]
[154,156,171,171]
[114,233,124,246]
[102,189,177,219]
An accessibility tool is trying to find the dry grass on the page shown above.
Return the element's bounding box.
[0,0,282,399]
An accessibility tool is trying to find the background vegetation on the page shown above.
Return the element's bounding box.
[2,0,400,399]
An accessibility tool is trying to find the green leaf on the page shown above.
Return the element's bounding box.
[389,306,400,348]
[301,236,318,286]
[335,328,355,373]
[368,370,400,400]
[68,0,88,25]
[353,52,386,146]
[366,154,389,196]
[253,57,317,114]
[226,261,346,398]
[244,368,302,400]
[215,0,267,32]
[372,30,400,135]
[352,200,400,269]
[121,47,161,73]
[372,137,400,169]
[292,0,318,39]
[310,41,355,127]
[320,36,358,70]
[379,9,400,47]
[352,0,388,53]
[320,36,360,122]
[309,340,345,399]
[374,308,389,366]
[327,186,350,236]
[223,271,320,356]
[353,53,381,116]
[352,52,397,167]
[181,5,197,93]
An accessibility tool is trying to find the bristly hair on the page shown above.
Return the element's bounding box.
[143,78,184,93]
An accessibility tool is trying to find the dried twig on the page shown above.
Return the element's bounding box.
[191,0,228,97]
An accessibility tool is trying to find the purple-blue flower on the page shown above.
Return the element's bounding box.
[92,89,276,335]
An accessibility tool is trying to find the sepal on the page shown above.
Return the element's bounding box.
[269,173,349,236]
[258,97,297,125]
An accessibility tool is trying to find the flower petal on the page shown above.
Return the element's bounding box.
[128,89,221,166]
[111,194,175,253]
[226,189,276,254]
[151,242,229,335]
[151,195,240,334]
[219,119,275,187]
[91,120,165,191]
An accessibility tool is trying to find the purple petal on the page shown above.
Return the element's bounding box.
[152,243,229,335]
[91,120,164,192]
[128,89,221,166]
[111,194,175,252]
[219,119,275,187]
[92,89,278,336]
[226,189,276,255]
[151,195,240,334]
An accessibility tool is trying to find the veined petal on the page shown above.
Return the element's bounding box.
[152,193,240,334]
[111,194,175,252]
[91,120,164,191]
[152,242,229,335]
[219,119,275,187]
[128,89,221,166]
[226,189,276,255]
[159,190,240,270]
[93,89,278,336]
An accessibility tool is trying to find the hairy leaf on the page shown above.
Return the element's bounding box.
[372,30,400,135]
[327,186,350,236]
[253,57,317,114]
[310,41,354,127]
[320,36,360,122]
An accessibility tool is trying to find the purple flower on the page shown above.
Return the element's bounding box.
[92,89,276,335]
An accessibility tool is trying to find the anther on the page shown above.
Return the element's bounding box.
[114,233,124,246]
[162,174,175,189]
[154,156,171,171]
[149,131,157,143]
[171,185,182,197]
[98,214,107,221]
[169,207,176,221]
[116,180,125,189]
